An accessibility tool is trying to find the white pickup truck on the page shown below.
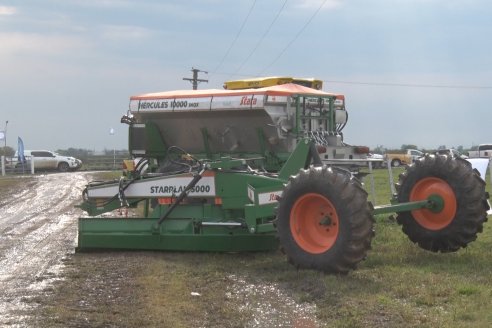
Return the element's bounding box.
[13,150,82,172]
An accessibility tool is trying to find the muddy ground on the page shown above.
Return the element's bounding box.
[0,172,321,328]
[0,173,90,327]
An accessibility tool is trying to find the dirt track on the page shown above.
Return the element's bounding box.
[0,172,320,328]
[0,173,90,327]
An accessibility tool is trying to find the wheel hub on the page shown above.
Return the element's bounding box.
[290,193,340,254]
[319,215,332,226]
[410,177,457,230]
[427,194,445,213]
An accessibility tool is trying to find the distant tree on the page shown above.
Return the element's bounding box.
[1,146,15,157]
[401,144,418,151]
[437,145,447,150]
[457,145,464,153]
[372,145,386,154]
[103,148,113,156]
[101,148,129,156]
[56,148,92,162]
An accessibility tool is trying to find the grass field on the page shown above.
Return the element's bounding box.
[24,167,492,327]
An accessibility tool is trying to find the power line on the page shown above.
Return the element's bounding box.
[257,0,327,76]
[232,0,288,76]
[199,67,492,91]
[212,0,257,73]
[323,79,492,90]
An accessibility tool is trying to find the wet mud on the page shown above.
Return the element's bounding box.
[0,172,320,328]
[0,173,89,327]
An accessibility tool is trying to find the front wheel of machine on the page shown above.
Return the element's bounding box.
[276,166,374,274]
[396,154,489,252]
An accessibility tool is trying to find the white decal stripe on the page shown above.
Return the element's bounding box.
[130,95,265,112]
[88,176,216,198]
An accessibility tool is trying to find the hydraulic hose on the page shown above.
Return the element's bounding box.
[153,166,205,232]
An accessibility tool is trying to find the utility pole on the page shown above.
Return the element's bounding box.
[4,120,8,150]
[183,67,208,90]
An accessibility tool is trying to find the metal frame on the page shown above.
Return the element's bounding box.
[77,138,443,252]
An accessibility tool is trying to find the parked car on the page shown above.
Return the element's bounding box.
[13,150,82,172]
[384,149,424,167]
[367,153,385,168]
[436,148,468,159]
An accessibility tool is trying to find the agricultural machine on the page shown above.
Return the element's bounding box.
[78,84,489,274]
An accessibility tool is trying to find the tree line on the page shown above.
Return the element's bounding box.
[371,144,476,155]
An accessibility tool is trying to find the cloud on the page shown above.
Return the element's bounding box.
[0,6,17,15]
[294,0,342,10]
[101,25,153,41]
[0,32,90,58]
[49,0,134,9]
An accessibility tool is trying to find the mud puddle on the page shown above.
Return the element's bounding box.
[0,173,91,327]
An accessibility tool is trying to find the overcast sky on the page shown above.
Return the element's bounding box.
[0,0,491,152]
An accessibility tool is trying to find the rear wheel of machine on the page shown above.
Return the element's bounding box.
[396,154,489,252]
[276,166,374,274]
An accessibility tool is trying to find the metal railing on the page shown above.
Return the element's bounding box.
[1,156,34,175]
[1,154,129,175]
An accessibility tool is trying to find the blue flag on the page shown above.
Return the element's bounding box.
[17,137,26,164]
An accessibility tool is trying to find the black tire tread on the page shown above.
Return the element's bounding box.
[396,154,489,252]
[276,166,374,274]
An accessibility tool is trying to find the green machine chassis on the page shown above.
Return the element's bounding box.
[78,139,489,274]
[79,140,319,252]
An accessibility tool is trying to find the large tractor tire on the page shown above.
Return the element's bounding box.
[276,166,374,274]
[396,154,489,252]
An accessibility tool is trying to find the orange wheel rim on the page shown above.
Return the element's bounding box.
[410,177,457,230]
[290,193,339,254]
